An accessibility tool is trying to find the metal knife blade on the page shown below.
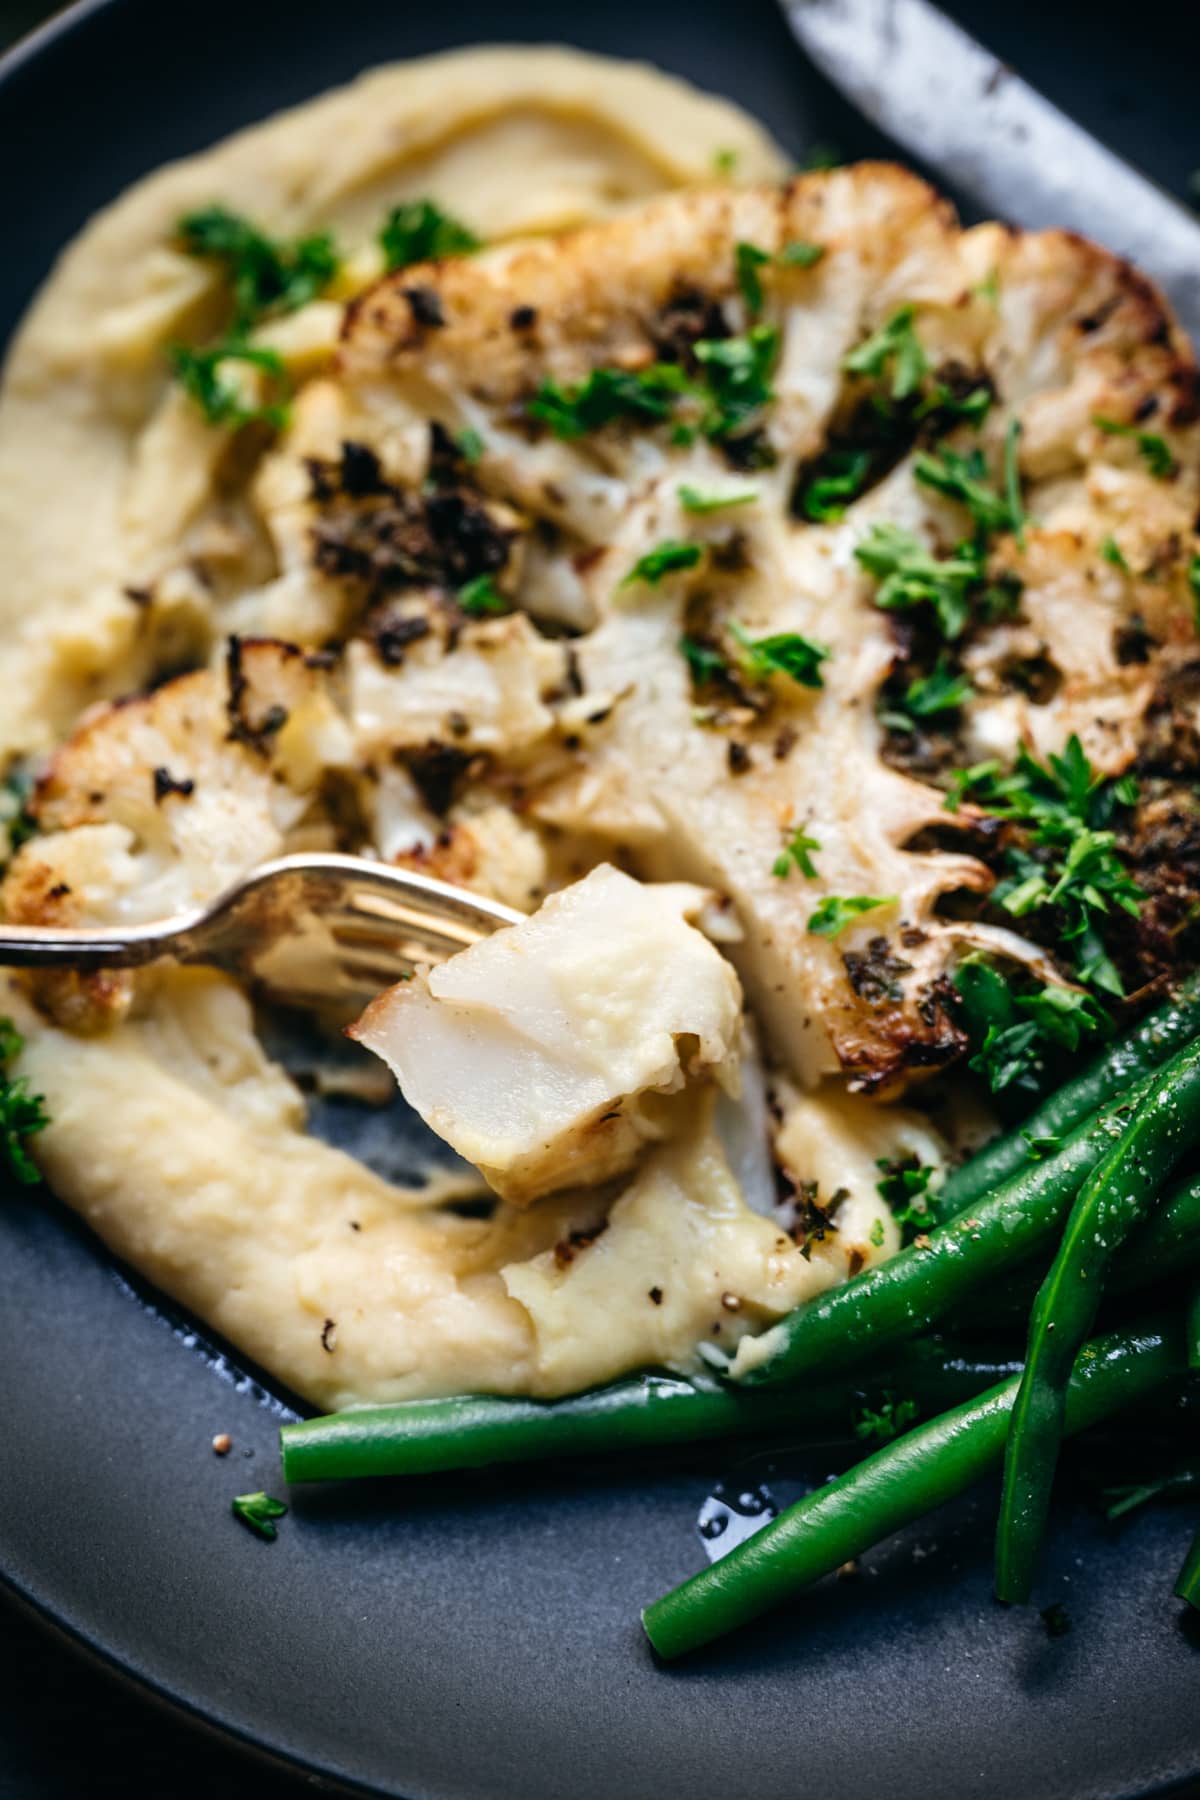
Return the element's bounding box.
[779,0,1200,345]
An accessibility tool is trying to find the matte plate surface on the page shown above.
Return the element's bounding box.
[0,2,1197,1795]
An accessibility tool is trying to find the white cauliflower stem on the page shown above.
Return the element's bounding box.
[349,863,743,1204]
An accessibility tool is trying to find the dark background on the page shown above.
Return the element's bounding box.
[0,2,1197,1796]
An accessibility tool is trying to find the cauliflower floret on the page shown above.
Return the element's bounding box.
[349,863,743,1205]
[346,612,565,757]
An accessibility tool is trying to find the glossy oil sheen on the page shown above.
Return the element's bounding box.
[0,1,1198,1795]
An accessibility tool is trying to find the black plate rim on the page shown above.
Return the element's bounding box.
[2,5,1198,1796]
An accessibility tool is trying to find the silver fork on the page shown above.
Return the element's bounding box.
[0,852,522,1011]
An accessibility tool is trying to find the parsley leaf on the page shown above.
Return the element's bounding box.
[914,429,1022,538]
[526,364,697,439]
[678,483,758,514]
[713,147,739,176]
[735,241,771,315]
[778,240,826,269]
[621,540,704,588]
[457,574,509,616]
[854,523,982,640]
[1100,534,1130,572]
[855,1393,920,1444]
[0,769,36,863]
[1094,414,1177,479]
[800,142,843,170]
[947,736,1142,995]
[953,959,1112,1099]
[915,382,994,428]
[807,894,895,937]
[843,306,928,402]
[1102,1465,1200,1521]
[456,427,485,464]
[773,825,821,879]
[694,324,779,438]
[729,622,830,688]
[526,329,778,447]
[232,1491,288,1541]
[178,206,339,331]
[169,342,291,430]
[868,1216,886,1248]
[379,199,480,271]
[876,1157,935,1243]
[796,448,874,523]
[1003,418,1027,547]
[0,1018,49,1186]
[880,654,973,731]
[1190,554,1200,631]
[679,636,727,684]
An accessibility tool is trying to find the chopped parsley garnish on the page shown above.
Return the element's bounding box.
[807,894,895,937]
[679,636,727,684]
[773,825,822,880]
[379,199,480,271]
[876,1157,935,1242]
[0,1018,50,1186]
[800,142,843,170]
[169,342,292,430]
[953,958,1112,1100]
[0,770,36,863]
[178,205,340,330]
[778,240,826,269]
[713,147,739,176]
[1003,418,1027,547]
[526,364,695,439]
[947,734,1142,997]
[729,622,830,688]
[621,540,704,588]
[694,324,779,438]
[797,448,873,523]
[232,1491,288,1541]
[735,239,824,311]
[843,306,928,402]
[456,427,485,464]
[457,574,509,616]
[1093,414,1176,479]
[735,241,770,315]
[854,523,982,640]
[526,328,778,448]
[868,1216,886,1248]
[1190,554,1200,631]
[1100,534,1130,572]
[880,655,973,731]
[1102,1464,1200,1521]
[678,483,758,514]
[914,422,1025,540]
[855,1393,919,1444]
[975,268,1001,306]
[916,382,994,428]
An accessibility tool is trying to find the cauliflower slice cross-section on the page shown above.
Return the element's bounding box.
[349,863,743,1205]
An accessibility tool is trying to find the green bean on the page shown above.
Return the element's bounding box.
[943,1168,1200,1336]
[280,1339,1021,1485]
[283,1181,1200,1486]
[642,1316,1184,1661]
[737,1074,1156,1390]
[935,973,1200,1218]
[995,1040,1200,1604]
[1176,1525,1200,1609]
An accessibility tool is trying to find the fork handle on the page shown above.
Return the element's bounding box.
[0,920,193,970]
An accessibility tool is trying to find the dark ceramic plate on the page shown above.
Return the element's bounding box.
[1,3,1198,1796]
